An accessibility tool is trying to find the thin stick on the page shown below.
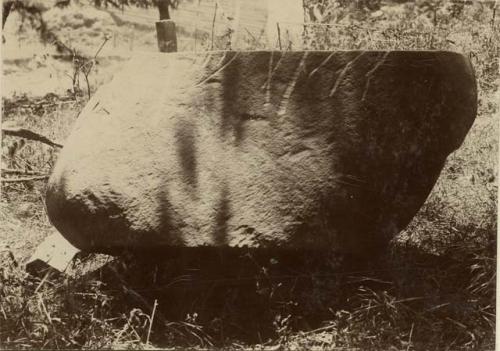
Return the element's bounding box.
[2,169,46,176]
[276,22,282,50]
[211,1,217,50]
[94,36,110,60]
[0,304,7,320]
[35,271,51,294]
[2,127,63,148]
[146,299,158,345]
[492,1,497,27]
[37,293,52,324]
[301,324,335,336]
[83,72,91,99]
[108,265,168,325]
[1,175,50,183]
[407,323,414,351]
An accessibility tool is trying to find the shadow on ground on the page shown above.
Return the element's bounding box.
[63,243,487,347]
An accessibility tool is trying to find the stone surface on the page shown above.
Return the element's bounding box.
[45,51,477,255]
[26,232,80,275]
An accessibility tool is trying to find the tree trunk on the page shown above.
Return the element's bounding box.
[158,0,170,20]
[2,1,15,29]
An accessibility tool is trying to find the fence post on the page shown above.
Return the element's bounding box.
[156,0,177,52]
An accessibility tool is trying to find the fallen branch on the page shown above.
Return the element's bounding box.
[1,175,50,183]
[2,127,63,148]
[2,168,46,176]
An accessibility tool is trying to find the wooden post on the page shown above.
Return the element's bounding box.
[156,0,177,52]
[156,20,177,52]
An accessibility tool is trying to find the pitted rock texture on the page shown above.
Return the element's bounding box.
[45,51,477,254]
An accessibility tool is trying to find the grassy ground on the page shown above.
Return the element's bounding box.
[1,1,498,349]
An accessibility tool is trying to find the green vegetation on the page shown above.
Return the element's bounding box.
[1,0,497,349]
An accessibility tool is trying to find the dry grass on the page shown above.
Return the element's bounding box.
[1,0,498,349]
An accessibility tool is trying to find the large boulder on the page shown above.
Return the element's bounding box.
[45,50,477,255]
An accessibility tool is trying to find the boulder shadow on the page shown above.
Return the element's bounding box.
[71,243,474,347]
